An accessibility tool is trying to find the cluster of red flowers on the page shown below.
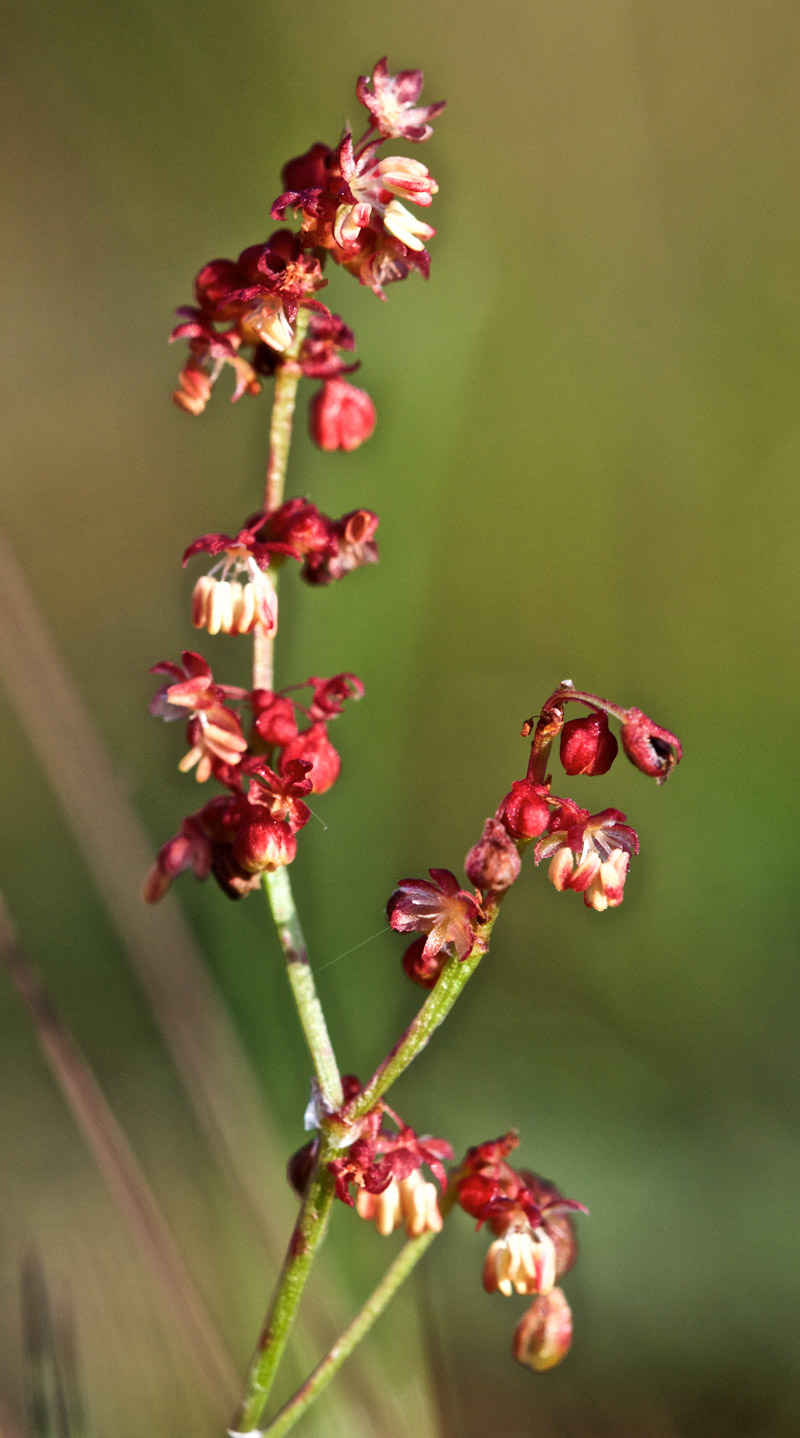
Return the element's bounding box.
[143,656,363,901]
[455,1131,585,1371]
[170,57,445,439]
[387,681,682,986]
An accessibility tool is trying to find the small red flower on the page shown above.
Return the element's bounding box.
[387,869,483,961]
[302,510,379,586]
[241,757,313,831]
[304,673,365,721]
[280,721,341,794]
[356,57,446,143]
[309,378,376,452]
[534,801,639,911]
[328,1101,452,1215]
[456,1133,585,1307]
[150,652,249,783]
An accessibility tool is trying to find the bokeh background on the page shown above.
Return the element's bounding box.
[2,2,799,1434]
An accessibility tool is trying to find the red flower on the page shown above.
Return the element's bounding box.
[456,1133,585,1302]
[280,721,340,794]
[255,499,338,561]
[309,378,376,452]
[356,57,446,143]
[328,1101,452,1211]
[241,757,313,831]
[333,133,437,252]
[298,312,359,380]
[534,801,639,911]
[182,520,278,637]
[387,869,483,961]
[301,510,379,586]
[304,673,365,721]
[149,652,248,783]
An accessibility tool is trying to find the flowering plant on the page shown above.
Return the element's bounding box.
[147,58,683,1435]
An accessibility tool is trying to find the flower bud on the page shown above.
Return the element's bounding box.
[232,818,296,873]
[620,708,682,783]
[310,379,376,452]
[465,817,521,892]
[287,1138,318,1200]
[401,935,447,990]
[559,712,618,776]
[281,142,333,192]
[252,692,299,747]
[499,781,551,840]
[512,1288,573,1372]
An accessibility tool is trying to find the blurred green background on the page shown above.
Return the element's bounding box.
[2,1,799,1434]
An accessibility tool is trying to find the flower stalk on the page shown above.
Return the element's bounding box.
[342,897,503,1126]
[230,1150,338,1434]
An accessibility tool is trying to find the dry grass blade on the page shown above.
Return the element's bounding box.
[1,898,239,1420]
[0,525,291,1255]
[0,528,399,1433]
[20,1256,90,1438]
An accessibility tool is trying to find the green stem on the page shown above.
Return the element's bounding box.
[342,899,502,1126]
[261,1208,451,1437]
[230,1153,337,1434]
[263,867,343,1112]
[253,308,311,693]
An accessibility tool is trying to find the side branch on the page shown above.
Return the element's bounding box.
[343,897,503,1124]
[262,1204,452,1436]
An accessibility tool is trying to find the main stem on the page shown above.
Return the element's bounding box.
[263,867,343,1111]
[233,309,343,1432]
[230,1150,337,1434]
[262,1196,455,1437]
[253,306,342,1112]
[252,309,310,694]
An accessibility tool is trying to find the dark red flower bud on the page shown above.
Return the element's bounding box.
[281,142,333,193]
[559,712,618,776]
[401,935,448,990]
[498,781,551,840]
[287,1138,319,1200]
[465,817,521,892]
[512,1289,573,1372]
[232,818,296,873]
[620,708,682,784]
[310,379,376,452]
[252,691,299,748]
[281,722,340,793]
